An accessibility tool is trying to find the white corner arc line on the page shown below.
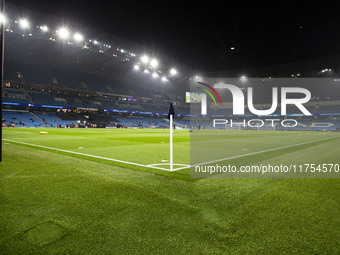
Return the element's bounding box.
[2,139,174,172]
[146,163,190,167]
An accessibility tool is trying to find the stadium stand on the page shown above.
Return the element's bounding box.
[3,110,43,127]
[29,91,70,108]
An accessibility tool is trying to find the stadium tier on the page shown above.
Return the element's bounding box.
[2,109,77,128]
[3,83,340,130]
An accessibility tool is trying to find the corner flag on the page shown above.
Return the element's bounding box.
[167,102,175,120]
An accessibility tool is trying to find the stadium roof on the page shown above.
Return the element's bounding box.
[3,4,195,94]
[8,0,340,72]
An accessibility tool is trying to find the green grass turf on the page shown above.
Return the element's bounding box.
[1,128,340,254]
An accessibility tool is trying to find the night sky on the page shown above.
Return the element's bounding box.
[8,0,340,72]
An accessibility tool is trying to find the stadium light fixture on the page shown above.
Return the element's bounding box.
[152,72,159,78]
[40,25,48,32]
[58,28,70,39]
[193,76,203,82]
[93,40,98,45]
[162,76,168,82]
[141,55,149,64]
[133,64,140,71]
[321,68,332,73]
[150,59,158,68]
[240,75,247,82]
[170,68,177,76]
[0,14,6,24]
[144,69,150,74]
[74,33,84,42]
[19,19,29,29]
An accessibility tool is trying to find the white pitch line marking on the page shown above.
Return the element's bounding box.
[3,139,174,172]
[4,135,338,173]
[173,135,340,171]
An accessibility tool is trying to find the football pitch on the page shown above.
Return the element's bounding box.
[1,128,340,254]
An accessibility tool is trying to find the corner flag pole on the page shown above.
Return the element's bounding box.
[167,102,175,171]
[170,114,173,171]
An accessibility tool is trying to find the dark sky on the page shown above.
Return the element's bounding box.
[8,0,340,72]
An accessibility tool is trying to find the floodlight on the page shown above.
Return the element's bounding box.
[93,40,98,45]
[58,28,70,39]
[240,75,247,81]
[19,19,29,29]
[0,14,6,24]
[150,59,158,68]
[144,69,150,74]
[193,76,203,82]
[162,76,168,82]
[141,55,149,64]
[152,72,159,78]
[40,25,48,32]
[133,64,140,70]
[170,68,177,75]
[74,33,84,42]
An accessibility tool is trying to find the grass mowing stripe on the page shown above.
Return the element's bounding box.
[2,139,176,172]
[182,135,340,170]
